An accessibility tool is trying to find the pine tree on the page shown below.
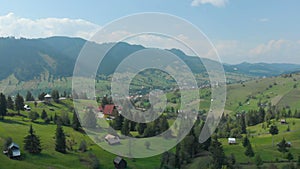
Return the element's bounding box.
[41,109,48,120]
[245,142,254,158]
[51,90,60,103]
[72,111,81,131]
[209,136,226,169]
[287,152,294,162]
[53,113,58,124]
[121,119,130,136]
[277,138,288,153]
[242,136,250,147]
[55,125,66,153]
[137,122,147,135]
[15,93,24,114]
[7,96,14,110]
[240,113,247,134]
[0,93,7,119]
[255,154,263,168]
[269,125,279,147]
[82,109,97,128]
[26,91,35,101]
[24,125,42,154]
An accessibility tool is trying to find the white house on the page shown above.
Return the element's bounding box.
[3,143,21,158]
[44,94,52,102]
[105,134,120,145]
[24,105,31,111]
[228,138,236,144]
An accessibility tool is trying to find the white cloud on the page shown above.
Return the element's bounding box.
[191,0,228,7]
[258,18,269,22]
[247,40,300,63]
[0,13,101,39]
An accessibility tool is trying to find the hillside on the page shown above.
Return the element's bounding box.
[0,99,161,169]
[1,36,300,82]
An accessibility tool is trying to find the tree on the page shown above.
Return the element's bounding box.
[137,122,147,135]
[255,154,263,168]
[61,112,70,126]
[82,109,97,128]
[297,155,300,168]
[15,93,24,114]
[269,125,279,147]
[0,93,7,119]
[240,113,247,134]
[277,138,288,153]
[121,119,130,136]
[72,111,81,131]
[26,91,35,101]
[287,152,294,162]
[7,96,14,110]
[245,142,255,158]
[242,136,250,147]
[209,136,226,169]
[3,137,12,151]
[23,125,42,154]
[38,92,46,101]
[41,109,48,120]
[28,111,39,122]
[51,90,60,103]
[79,140,87,152]
[55,125,66,153]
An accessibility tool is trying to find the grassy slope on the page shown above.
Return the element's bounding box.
[0,100,160,169]
[221,118,300,163]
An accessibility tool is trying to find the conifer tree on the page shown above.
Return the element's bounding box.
[0,93,7,119]
[72,111,81,131]
[55,124,66,153]
[24,125,42,154]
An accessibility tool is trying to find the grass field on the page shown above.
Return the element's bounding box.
[221,118,300,164]
[0,100,161,169]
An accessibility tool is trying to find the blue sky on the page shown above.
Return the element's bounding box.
[0,0,299,64]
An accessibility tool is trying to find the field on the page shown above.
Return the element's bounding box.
[0,100,161,169]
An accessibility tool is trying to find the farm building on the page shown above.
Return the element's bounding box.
[3,142,21,159]
[280,119,287,124]
[24,105,31,111]
[228,138,236,144]
[113,156,127,169]
[105,134,120,145]
[44,94,52,102]
[99,104,117,118]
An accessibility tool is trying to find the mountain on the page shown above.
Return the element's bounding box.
[225,62,300,77]
[0,36,300,82]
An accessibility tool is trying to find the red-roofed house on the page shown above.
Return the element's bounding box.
[102,104,117,118]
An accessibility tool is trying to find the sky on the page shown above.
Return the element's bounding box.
[0,0,299,64]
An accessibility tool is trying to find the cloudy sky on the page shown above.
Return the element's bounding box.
[0,0,299,64]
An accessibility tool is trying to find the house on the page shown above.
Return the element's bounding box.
[280,119,287,124]
[3,143,21,158]
[24,105,31,111]
[102,104,116,118]
[228,138,236,144]
[105,134,120,145]
[113,156,127,169]
[44,94,52,102]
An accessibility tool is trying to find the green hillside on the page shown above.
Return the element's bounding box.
[0,100,160,169]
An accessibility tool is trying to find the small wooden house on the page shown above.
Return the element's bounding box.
[280,119,287,124]
[228,138,236,144]
[3,143,21,158]
[44,94,52,102]
[99,104,115,118]
[113,156,127,169]
[105,134,120,145]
